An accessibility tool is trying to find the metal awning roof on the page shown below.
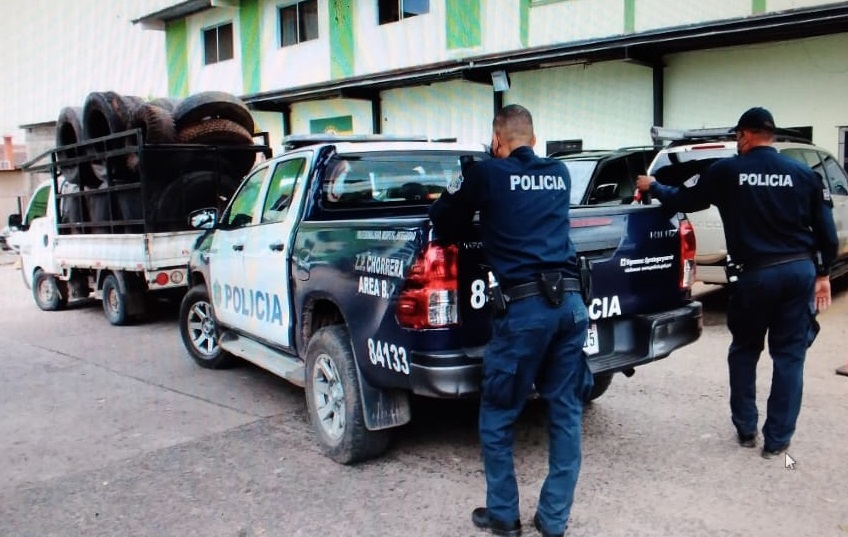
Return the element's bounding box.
[244,1,848,111]
[133,0,239,29]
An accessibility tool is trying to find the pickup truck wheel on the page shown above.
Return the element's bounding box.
[585,372,614,402]
[305,325,391,464]
[101,274,129,326]
[179,285,237,369]
[32,269,68,311]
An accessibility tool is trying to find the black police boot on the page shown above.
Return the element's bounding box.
[471,507,521,536]
[737,432,757,448]
[533,513,565,537]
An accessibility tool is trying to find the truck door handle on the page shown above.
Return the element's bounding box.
[232,244,244,251]
[269,242,285,252]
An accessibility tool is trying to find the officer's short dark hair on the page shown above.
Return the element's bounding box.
[494,104,534,142]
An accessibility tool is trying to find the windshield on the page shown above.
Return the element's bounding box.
[562,160,597,204]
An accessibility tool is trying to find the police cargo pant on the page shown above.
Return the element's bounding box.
[479,292,592,534]
[726,259,816,451]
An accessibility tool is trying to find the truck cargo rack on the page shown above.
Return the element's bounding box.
[25,129,271,235]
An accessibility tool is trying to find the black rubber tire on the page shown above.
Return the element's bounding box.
[173,91,255,134]
[305,325,391,464]
[150,170,242,228]
[149,97,182,113]
[179,285,237,369]
[83,91,135,183]
[32,269,68,311]
[101,274,129,326]
[585,372,614,403]
[130,102,176,144]
[176,118,253,145]
[127,103,176,172]
[55,107,100,187]
[82,91,132,142]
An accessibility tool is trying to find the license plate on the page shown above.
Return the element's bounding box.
[583,323,599,355]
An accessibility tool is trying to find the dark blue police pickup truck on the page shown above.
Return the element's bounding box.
[179,135,703,464]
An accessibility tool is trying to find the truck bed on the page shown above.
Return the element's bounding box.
[53,230,200,271]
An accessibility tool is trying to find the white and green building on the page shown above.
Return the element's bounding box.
[122,1,848,164]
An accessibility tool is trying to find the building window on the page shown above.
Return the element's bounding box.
[280,0,318,47]
[203,22,234,65]
[378,0,429,25]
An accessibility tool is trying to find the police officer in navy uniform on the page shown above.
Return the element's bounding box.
[636,107,838,459]
[430,104,592,537]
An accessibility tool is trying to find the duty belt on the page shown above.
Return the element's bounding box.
[744,253,812,272]
[504,278,581,302]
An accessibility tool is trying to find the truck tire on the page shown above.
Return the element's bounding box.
[173,91,255,134]
[149,97,181,113]
[55,107,98,187]
[305,325,391,464]
[32,269,68,311]
[179,285,237,369]
[101,274,129,325]
[83,91,133,183]
[585,372,614,402]
[126,103,176,172]
[176,118,253,145]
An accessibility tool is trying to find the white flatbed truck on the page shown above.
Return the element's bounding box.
[12,130,269,325]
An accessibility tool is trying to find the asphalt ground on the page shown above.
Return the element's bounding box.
[1,256,847,537]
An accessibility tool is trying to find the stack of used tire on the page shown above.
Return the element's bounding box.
[54,91,258,233]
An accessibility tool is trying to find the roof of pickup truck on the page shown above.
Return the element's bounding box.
[279,134,490,155]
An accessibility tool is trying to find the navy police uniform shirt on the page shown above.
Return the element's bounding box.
[649,145,838,274]
[429,146,578,285]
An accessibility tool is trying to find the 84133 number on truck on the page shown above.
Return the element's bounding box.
[180,136,703,464]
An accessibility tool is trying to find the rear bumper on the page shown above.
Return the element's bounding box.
[408,300,703,398]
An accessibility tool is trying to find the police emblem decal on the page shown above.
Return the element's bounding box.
[447,173,464,194]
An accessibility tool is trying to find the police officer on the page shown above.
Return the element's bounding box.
[430,104,592,537]
[636,107,838,459]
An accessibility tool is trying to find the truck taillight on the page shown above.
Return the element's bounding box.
[396,243,459,329]
[679,219,697,289]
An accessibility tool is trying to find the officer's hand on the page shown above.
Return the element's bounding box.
[814,276,831,312]
[636,175,656,192]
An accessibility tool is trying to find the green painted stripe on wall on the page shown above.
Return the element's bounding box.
[753,0,766,14]
[520,0,530,47]
[165,19,189,97]
[624,0,635,33]
[329,0,354,79]
[446,0,481,50]
[240,0,261,94]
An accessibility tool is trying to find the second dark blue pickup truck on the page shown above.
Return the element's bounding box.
[178,136,703,463]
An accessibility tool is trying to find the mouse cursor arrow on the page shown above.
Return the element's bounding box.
[784,453,797,471]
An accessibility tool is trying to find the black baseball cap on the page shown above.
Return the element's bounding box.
[731,107,776,132]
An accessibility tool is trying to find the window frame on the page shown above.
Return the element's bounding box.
[279,0,319,47]
[260,157,309,224]
[203,21,234,65]
[221,166,270,229]
[378,0,430,25]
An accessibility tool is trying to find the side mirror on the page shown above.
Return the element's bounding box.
[592,183,619,203]
[7,213,22,230]
[188,208,218,230]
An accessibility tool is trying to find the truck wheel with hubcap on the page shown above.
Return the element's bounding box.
[101,274,129,326]
[305,325,391,464]
[179,285,236,369]
[585,372,614,402]
[32,269,68,311]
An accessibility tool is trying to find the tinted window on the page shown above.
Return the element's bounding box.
[560,160,596,205]
[821,153,848,196]
[26,184,51,225]
[222,167,268,228]
[322,152,480,208]
[261,158,307,223]
[649,147,735,187]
